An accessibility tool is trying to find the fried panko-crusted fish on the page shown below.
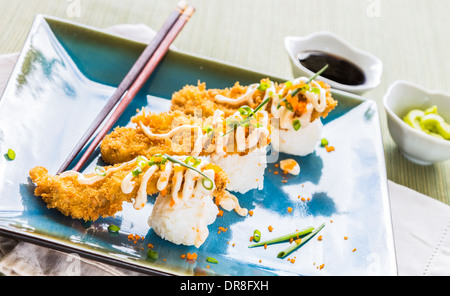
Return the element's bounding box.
[170,78,338,124]
[30,155,246,221]
[171,77,337,157]
[100,108,271,165]
[100,111,196,165]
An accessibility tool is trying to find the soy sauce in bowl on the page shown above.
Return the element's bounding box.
[298,50,366,86]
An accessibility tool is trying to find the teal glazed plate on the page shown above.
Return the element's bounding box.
[0,15,397,276]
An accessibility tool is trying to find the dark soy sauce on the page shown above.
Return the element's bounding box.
[298,51,366,86]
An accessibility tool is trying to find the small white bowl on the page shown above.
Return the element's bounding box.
[284,31,382,95]
[383,80,450,165]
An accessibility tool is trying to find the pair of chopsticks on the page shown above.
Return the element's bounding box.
[57,1,195,174]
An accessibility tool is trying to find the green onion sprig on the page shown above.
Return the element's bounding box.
[291,64,329,97]
[276,223,325,258]
[163,154,214,191]
[277,64,329,110]
[248,226,314,248]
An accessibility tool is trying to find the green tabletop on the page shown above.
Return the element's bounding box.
[0,0,449,206]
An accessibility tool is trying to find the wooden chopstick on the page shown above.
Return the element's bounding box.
[68,5,195,173]
[57,1,192,174]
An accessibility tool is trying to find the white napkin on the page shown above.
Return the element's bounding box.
[0,24,449,276]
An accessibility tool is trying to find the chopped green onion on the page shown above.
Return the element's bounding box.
[253,229,261,242]
[277,223,325,258]
[248,226,314,248]
[184,156,201,167]
[238,106,253,116]
[132,166,142,177]
[136,156,148,168]
[203,124,213,134]
[206,257,218,264]
[284,81,293,88]
[149,154,168,166]
[223,97,270,137]
[107,224,120,233]
[311,87,321,95]
[202,178,214,190]
[293,119,301,131]
[320,138,329,147]
[164,154,215,191]
[6,148,15,160]
[257,81,270,91]
[285,101,293,112]
[276,98,293,111]
[147,249,158,261]
[94,166,106,176]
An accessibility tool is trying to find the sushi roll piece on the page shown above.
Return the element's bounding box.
[170,76,337,156]
[269,76,334,156]
[30,154,246,247]
[29,154,246,220]
[149,192,219,248]
[100,105,272,194]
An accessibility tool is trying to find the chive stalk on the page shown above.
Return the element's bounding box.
[276,223,325,258]
[248,226,314,248]
[290,64,329,97]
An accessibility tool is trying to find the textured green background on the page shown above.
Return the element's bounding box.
[0,0,449,205]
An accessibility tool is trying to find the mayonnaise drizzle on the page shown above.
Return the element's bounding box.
[59,158,136,185]
[58,156,243,213]
[137,109,270,159]
[214,83,259,105]
[215,77,328,130]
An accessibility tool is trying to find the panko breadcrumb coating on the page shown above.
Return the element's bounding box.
[100,111,198,164]
[100,109,271,165]
[170,79,337,122]
[29,156,232,221]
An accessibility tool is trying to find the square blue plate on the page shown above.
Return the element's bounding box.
[0,15,397,276]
